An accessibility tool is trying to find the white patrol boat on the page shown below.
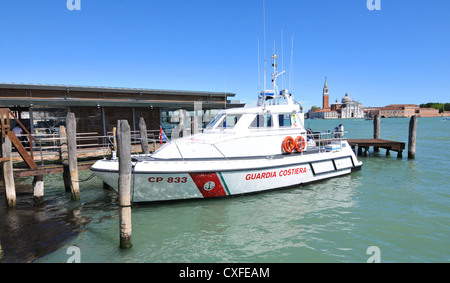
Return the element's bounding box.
[90,54,362,202]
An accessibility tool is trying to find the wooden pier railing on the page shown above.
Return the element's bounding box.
[1,110,163,207]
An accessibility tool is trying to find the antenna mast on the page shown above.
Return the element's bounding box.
[258,36,260,93]
[281,29,284,90]
[271,52,278,93]
[263,0,267,90]
[289,34,294,93]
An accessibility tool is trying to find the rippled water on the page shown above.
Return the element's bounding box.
[1,117,449,263]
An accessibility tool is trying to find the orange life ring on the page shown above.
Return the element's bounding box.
[295,136,306,152]
[282,136,295,153]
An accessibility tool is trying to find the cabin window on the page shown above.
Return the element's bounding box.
[249,114,273,128]
[278,113,301,128]
[278,114,292,127]
[214,114,242,129]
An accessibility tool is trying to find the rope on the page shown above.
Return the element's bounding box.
[73,172,97,183]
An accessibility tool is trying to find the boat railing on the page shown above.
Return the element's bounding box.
[307,130,346,153]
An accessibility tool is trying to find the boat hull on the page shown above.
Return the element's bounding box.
[91,147,362,202]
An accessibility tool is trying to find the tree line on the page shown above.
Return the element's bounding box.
[419,103,450,113]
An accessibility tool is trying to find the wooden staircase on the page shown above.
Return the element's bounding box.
[0,108,38,169]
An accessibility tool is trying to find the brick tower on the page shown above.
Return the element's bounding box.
[323,77,330,110]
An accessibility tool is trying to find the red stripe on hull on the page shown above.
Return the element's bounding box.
[189,172,227,198]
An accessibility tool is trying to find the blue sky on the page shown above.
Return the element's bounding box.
[0,0,449,109]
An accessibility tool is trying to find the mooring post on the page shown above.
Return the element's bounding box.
[408,115,417,159]
[117,120,132,249]
[180,109,189,137]
[191,112,199,135]
[191,101,202,135]
[33,175,44,203]
[364,147,370,157]
[373,115,380,152]
[66,112,80,201]
[112,126,117,158]
[0,240,3,262]
[173,109,188,138]
[138,117,149,155]
[2,133,16,207]
[60,125,71,192]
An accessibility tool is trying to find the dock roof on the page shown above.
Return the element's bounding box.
[0,83,241,109]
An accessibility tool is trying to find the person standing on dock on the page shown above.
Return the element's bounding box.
[334,124,344,138]
[12,125,23,138]
[11,124,28,149]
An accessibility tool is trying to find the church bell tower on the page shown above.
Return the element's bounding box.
[323,77,330,110]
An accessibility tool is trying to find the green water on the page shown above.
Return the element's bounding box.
[1,117,449,263]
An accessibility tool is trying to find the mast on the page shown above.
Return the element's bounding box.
[263,0,267,90]
[256,1,293,107]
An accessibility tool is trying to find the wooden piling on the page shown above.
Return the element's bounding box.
[408,115,417,159]
[373,115,381,152]
[2,133,16,207]
[172,109,188,138]
[357,146,363,156]
[180,109,188,137]
[192,101,202,135]
[112,126,117,154]
[191,113,199,135]
[117,120,132,249]
[60,125,71,192]
[138,117,149,155]
[66,113,80,201]
[364,147,370,157]
[33,175,44,203]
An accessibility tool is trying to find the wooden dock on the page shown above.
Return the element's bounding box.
[1,109,161,206]
[10,143,149,178]
[347,138,405,157]
[346,114,414,158]
[12,161,96,178]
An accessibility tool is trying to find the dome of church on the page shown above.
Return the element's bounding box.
[341,93,351,103]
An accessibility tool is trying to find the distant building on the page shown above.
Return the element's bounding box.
[416,107,440,117]
[309,109,339,119]
[331,93,364,119]
[309,78,363,119]
[365,104,440,118]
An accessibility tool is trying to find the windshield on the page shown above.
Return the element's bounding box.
[205,114,224,130]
